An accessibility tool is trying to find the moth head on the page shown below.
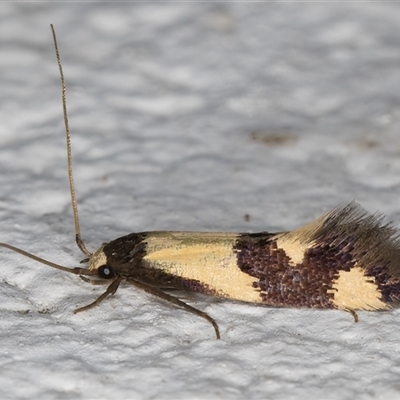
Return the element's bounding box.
[88,245,115,279]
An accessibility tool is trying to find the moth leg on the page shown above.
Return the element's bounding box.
[347,309,359,323]
[74,276,122,313]
[127,278,220,339]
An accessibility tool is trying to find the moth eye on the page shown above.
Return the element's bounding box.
[98,265,115,279]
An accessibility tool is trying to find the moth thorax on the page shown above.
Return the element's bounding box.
[89,245,107,271]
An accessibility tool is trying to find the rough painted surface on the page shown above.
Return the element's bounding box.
[2,3,400,400]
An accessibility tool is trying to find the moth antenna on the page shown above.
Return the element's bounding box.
[50,24,92,257]
[0,242,97,276]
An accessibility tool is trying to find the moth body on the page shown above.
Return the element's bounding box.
[88,203,400,315]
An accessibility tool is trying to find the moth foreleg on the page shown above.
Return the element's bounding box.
[127,278,221,339]
[74,276,122,313]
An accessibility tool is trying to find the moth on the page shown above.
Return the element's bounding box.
[2,25,400,339]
